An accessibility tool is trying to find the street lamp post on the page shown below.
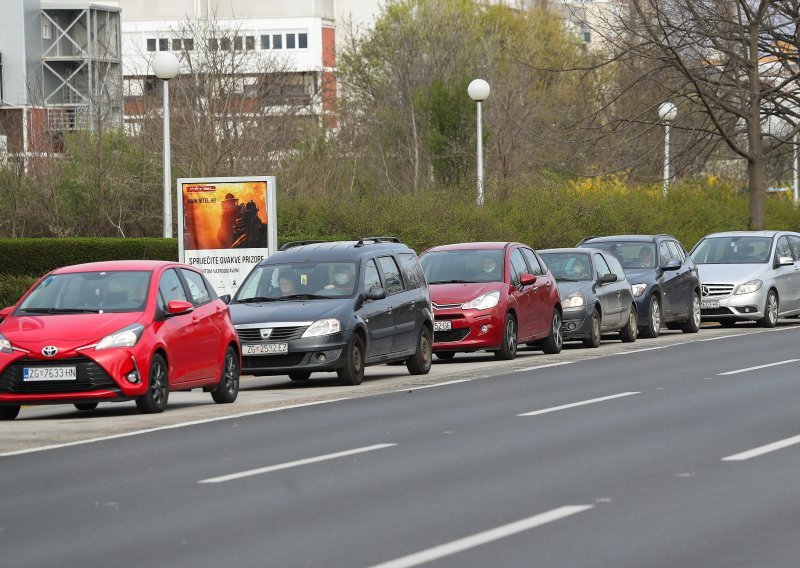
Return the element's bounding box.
[793,131,798,207]
[151,52,180,238]
[658,102,677,198]
[468,79,490,206]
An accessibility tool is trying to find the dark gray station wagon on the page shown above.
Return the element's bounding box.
[228,238,433,385]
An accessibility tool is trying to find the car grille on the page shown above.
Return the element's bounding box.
[702,283,735,297]
[236,325,308,342]
[433,302,463,310]
[702,307,736,316]
[242,354,306,369]
[0,356,118,394]
[434,328,470,343]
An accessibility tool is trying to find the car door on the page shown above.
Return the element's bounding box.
[604,252,635,325]
[155,268,198,383]
[666,240,695,319]
[520,247,551,337]
[178,268,221,381]
[593,252,626,328]
[377,255,417,353]
[786,235,800,313]
[507,247,537,339]
[772,235,799,313]
[657,240,682,319]
[358,258,395,359]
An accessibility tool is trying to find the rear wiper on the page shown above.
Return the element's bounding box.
[20,307,101,314]
[429,279,476,284]
[278,294,328,300]
[235,296,279,303]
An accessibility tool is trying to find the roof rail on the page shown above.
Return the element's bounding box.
[577,235,598,245]
[279,240,326,251]
[355,236,402,247]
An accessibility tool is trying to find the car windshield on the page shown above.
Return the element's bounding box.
[16,271,151,314]
[234,262,359,300]
[582,241,656,270]
[420,250,504,284]
[540,252,593,281]
[691,236,773,264]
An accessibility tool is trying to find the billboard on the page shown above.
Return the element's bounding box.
[177,176,277,297]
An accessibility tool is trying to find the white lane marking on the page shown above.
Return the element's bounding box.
[199,443,396,484]
[716,359,799,376]
[517,362,573,372]
[696,333,748,342]
[518,392,640,417]
[0,399,348,458]
[398,379,472,392]
[619,344,679,354]
[367,505,593,568]
[723,434,800,461]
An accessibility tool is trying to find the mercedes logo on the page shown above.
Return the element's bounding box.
[701,285,710,297]
[42,346,58,357]
[259,329,273,339]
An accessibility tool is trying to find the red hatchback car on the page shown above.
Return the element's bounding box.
[419,242,562,360]
[0,260,240,420]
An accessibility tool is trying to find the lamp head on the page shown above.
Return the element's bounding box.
[151,52,180,80]
[658,101,677,122]
[468,79,490,102]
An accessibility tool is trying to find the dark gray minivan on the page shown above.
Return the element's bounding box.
[228,238,433,385]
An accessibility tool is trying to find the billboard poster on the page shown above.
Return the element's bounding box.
[177,176,277,297]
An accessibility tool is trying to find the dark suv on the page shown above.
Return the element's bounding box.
[577,234,701,337]
[228,238,433,385]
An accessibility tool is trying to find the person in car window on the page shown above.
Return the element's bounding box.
[278,274,297,296]
[570,256,591,279]
[638,246,655,268]
[480,257,501,278]
[324,265,355,293]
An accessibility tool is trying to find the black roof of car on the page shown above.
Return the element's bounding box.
[266,237,413,263]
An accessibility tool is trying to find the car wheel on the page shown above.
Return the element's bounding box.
[74,402,99,411]
[289,371,312,381]
[541,310,563,354]
[640,295,661,338]
[583,310,601,348]
[619,305,638,343]
[337,334,365,386]
[494,314,518,360]
[0,405,21,420]
[407,327,433,375]
[136,353,169,414]
[759,290,778,328]
[435,352,455,360]
[681,292,701,333]
[211,346,240,404]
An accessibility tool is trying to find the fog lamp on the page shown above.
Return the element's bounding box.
[125,370,141,384]
[317,353,327,362]
[480,325,490,333]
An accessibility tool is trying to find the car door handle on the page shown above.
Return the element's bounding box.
[192,317,200,325]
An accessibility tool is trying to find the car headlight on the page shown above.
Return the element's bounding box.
[462,291,500,310]
[302,318,341,338]
[0,332,12,354]
[631,283,647,297]
[95,324,144,351]
[562,291,586,309]
[735,280,762,295]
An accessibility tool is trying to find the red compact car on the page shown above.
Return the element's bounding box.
[419,242,562,360]
[0,260,240,420]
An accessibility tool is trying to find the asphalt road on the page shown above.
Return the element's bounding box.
[2,322,800,567]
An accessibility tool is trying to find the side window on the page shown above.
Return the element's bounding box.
[658,242,671,266]
[604,253,626,282]
[363,259,382,293]
[668,241,686,261]
[594,253,612,278]
[509,248,528,285]
[180,268,212,306]
[158,268,188,310]
[787,235,800,260]
[521,248,544,276]
[397,252,425,290]
[775,236,792,260]
[377,256,404,295]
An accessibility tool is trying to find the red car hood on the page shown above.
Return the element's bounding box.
[429,282,503,305]
[1,312,145,351]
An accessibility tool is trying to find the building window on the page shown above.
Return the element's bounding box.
[42,21,51,40]
[184,38,194,51]
[146,38,156,52]
[286,34,296,49]
[208,38,219,52]
[158,38,168,51]
[234,36,243,51]
[298,33,308,49]
[172,38,182,51]
[246,35,255,50]
[260,34,269,49]
[220,37,231,50]
[272,34,282,49]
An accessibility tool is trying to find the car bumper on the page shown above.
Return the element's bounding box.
[562,308,592,340]
[700,288,768,321]
[239,333,349,375]
[431,308,504,352]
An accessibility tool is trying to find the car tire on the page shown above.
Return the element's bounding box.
[583,310,601,348]
[494,314,518,360]
[74,402,99,411]
[0,405,21,420]
[435,352,455,360]
[136,353,169,414]
[759,290,779,328]
[407,327,433,375]
[289,371,312,381]
[681,292,701,333]
[541,310,563,354]
[211,346,240,404]
[640,295,661,338]
[337,334,365,386]
[619,305,638,343]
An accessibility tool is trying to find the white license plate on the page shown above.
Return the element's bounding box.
[433,321,452,331]
[243,343,289,356]
[23,366,77,381]
[701,300,719,310]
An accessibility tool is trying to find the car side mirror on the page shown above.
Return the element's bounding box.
[366,287,386,301]
[219,294,232,304]
[519,273,537,287]
[777,256,794,267]
[662,259,681,271]
[167,300,194,315]
[599,273,617,283]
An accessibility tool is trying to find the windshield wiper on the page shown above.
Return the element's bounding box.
[20,307,101,314]
[235,296,279,303]
[278,294,328,300]
[429,279,476,284]
[556,278,581,282]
